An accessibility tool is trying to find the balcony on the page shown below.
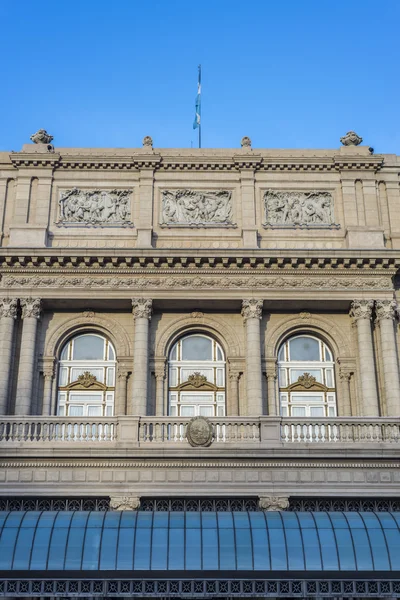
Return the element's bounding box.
[0,415,399,447]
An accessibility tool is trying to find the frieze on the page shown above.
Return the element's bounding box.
[57,188,133,226]
[263,190,338,228]
[1,274,392,290]
[160,189,234,227]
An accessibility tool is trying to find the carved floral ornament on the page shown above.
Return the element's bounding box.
[187,372,208,387]
[349,299,374,321]
[132,298,153,320]
[375,299,397,322]
[0,298,18,319]
[241,299,263,321]
[30,129,53,144]
[263,190,337,228]
[110,496,141,511]
[58,188,132,227]
[1,275,393,291]
[340,131,363,146]
[20,297,42,319]
[296,372,317,388]
[160,189,234,227]
[77,371,98,387]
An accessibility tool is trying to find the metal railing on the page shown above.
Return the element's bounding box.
[0,415,399,445]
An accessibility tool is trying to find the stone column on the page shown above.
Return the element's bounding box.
[116,369,129,415]
[42,360,55,415]
[349,300,379,416]
[338,370,352,416]
[241,299,263,415]
[155,362,166,416]
[375,300,400,416]
[15,298,42,415]
[131,298,152,416]
[0,299,18,414]
[266,360,278,416]
[228,370,240,416]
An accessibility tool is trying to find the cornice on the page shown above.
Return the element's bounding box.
[0,460,398,469]
[0,252,398,271]
[6,152,385,172]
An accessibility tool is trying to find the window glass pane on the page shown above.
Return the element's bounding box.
[292,394,324,403]
[61,343,69,360]
[170,344,177,360]
[285,528,304,569]
[278,344,285,361]
[366,528,390,570]
[310,406,325,417]
[31,524,54,569]
[185,528,201,569]
[108,345,115,360]
[70,393,103,403]
[134,528,151,569]
[107,368,115,386]
[351,529,373,569]
[199,405,214,416]
[202,528,218,569]
[292,406,306,416]
[99,528,118,569]
[216,368,224,386]
[65,527,85,569]
[182,336,212,361]
[82,527,102,570]
[87,405,102,416]
[217,512,233,528]
[268,528,287,570]
[13,527,36,569]
[73,335,104,360]
[235,528,253,569]
[151,528,168,569]
[289,337,320,361]
[279,369,287,387]
[335,529,356,570]
[290,369,322,384]
[326,370,333,387]
[117,528,134,569]
[59,368,68,386]
[0,527,19,568]
[181,406,195,416]
[169,528,184,569]
[302,528,323,570]
[252,528,270,570]
[219,528,235,569]
[217,346,223,361]
[382,528,400,569]
[319,528,339,569]
[69,405,84,416]
[325,346,332,361]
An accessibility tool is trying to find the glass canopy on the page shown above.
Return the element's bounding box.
[0,510,400,573]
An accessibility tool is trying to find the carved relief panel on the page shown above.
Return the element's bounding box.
[263,190,339,228]
[160,189,235,227]
[57,188,133,226]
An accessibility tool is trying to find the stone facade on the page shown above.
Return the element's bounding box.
[0,133,400,508]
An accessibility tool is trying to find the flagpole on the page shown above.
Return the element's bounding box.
[198,65,202,149]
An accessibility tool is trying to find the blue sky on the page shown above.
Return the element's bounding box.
[1,0,399,152]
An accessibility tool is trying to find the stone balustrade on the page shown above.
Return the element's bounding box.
[0,416,399,445]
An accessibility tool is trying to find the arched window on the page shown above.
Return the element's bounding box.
[57,333,116,417]
[278,334,337,417]
[168,333,226,417]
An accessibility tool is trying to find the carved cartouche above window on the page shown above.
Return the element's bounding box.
[160,189,235,227]
[263,190,339,229]
[57,188,133,227]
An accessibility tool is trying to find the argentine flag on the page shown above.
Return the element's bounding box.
[193,66,201,129]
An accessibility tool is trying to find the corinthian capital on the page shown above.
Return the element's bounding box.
[0,298,18,319]
[349,299,374,322]
[20,297,42,319]
[132,298,153,320]
[241,299,263,321]
[375,299,397,323]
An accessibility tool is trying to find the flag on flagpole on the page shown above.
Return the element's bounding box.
[193,65,201,130]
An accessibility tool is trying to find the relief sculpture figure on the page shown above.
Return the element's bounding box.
[161,190,233,226]
[58,188,132,225]
[264,190,335,227]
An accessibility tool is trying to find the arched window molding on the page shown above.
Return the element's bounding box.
[168,333,226,417]
[57,333,116,417]
[278,334,337,418]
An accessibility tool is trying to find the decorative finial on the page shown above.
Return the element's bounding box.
[142,135,153,148]
[340,131,363,146]
[30,129,54,145]
[241,136,252,148]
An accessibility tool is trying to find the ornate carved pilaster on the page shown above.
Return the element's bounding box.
[154,361,166,416]
[131,299,153,415]
[259,496,289,511]
[0,299,18,414]
[110,496,140,511]
[265,360,278,416]
[375,300,400,415]
[116,369,129,416]
[349,299,379,416]
[42,360,56,416]
[338,369,353,417]
[132,298,153,320]
[15,298,43,415]
[242,299,263,415]
[228,370,240,415]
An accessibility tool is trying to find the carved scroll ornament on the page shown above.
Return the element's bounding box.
[263,190,337,228]
[161,189,234,227]
[58,188,132,226]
